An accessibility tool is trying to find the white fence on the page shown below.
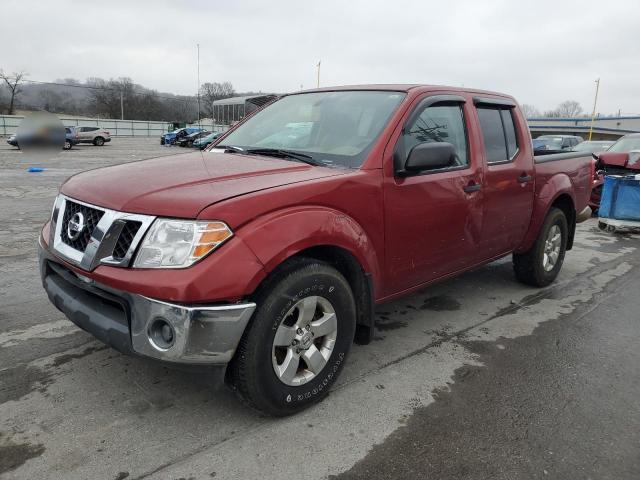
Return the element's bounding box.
[0,115,229,137]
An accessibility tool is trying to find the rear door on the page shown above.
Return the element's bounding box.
[383,93,485,294]
[474,98,534,259]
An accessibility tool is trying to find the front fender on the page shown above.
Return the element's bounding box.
[517,174,575,253]
[236,206,381,291]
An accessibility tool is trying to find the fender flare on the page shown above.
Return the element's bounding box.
[236,206,382,294]
[517,174,576,253]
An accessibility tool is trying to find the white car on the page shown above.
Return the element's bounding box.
[73,126,111,146]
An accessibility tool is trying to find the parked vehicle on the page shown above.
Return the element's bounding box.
[8,127,78,149]
[161,127,203,145]
[63,127,79,150]
[39,85,593,416]
[178,130,211,148]
[194,131,223,150]
[590,133,640,209]
[74,126,111,146]
[533,135,583,154]
[571,140,614,154]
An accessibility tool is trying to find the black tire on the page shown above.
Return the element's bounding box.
[187,140,194,148]
[513,207,568,287]
[598,221,607,231]
[63,140,72,150]
[228,258,356,416]
[93,137,105,146]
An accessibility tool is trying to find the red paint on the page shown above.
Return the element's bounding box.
[50,85,592,305]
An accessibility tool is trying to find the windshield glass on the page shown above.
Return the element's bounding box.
[217,91,406,168]
[537,136,563,148]
[608,136,640,153]
[573,141,612,152]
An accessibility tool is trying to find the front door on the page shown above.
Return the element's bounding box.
[383,95,484,295]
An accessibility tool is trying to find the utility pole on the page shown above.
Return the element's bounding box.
[588,78,600,141]
[316,60,321,88]
[120,91,124,120]
[197,43,201,128]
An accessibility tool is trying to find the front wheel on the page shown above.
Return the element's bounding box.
[63,140,72,150]
[513,207,568,287]
[228,259,356,416]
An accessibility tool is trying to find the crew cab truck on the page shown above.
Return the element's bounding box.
[39,85,593,416]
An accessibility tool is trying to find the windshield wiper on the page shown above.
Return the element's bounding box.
[245,148,324,166]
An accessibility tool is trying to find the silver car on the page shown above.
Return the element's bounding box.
[74,126,111,146]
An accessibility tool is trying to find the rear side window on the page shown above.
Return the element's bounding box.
[501,110,518,158]
[477,107,519,163]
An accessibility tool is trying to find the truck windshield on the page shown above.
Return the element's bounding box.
[537,136,564,148]
[608,137,640,153]
[217,91,406,168]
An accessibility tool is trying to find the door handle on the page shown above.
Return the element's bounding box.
[463,182,482,193]
[518,174,532,183]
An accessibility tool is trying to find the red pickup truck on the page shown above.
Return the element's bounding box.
[39,85,593,415]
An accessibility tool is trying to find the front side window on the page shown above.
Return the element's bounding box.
[218,91,406,169]
[478,107,520,163]
[403,104,468,168]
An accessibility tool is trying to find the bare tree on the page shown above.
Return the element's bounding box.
[544,100,584,118]
[556,100,583,117]
[199,82,235,118]
[0,70,27,115]
[520,104,540,118]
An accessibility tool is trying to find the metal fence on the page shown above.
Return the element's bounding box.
[186,121,229,133]
[0,114,231,138]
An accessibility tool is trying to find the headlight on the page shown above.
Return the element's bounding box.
[133,219,233,268]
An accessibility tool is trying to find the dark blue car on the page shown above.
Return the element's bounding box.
[161,127,203,145]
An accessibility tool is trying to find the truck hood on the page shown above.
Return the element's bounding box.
[598,151,640,170]
[60,151,347,218]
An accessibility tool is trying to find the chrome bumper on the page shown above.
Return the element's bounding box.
[39,241,256,365]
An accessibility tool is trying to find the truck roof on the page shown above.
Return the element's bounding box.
[295,84,516,100]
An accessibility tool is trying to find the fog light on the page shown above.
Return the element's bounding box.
[148,318,175,350]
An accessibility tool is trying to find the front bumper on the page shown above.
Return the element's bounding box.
[39,240,256,364]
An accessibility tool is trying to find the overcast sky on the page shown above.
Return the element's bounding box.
[3,0,639,115]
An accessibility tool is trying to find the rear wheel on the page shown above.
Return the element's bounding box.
[228,259,356,416]
[63,139,72,150]
[513,207,568,287]
[93,137,105,146]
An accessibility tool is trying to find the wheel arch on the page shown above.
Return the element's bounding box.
[517,176,577,253]
[237,206,380,345]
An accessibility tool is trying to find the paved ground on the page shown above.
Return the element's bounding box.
[1,138,639,479]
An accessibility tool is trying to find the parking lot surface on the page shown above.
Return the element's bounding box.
[1,138,639,479]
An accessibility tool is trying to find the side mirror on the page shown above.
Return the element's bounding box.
[402,142,456,174]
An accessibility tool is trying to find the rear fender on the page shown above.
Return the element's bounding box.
[237,206,381,293]
[517,174,575,253]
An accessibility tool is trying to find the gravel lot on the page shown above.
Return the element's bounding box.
[1,138,638,479]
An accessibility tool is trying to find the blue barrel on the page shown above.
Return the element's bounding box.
[599,175,640,221]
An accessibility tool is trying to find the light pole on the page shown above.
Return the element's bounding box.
[197,43,201,129]
[588,78,600,141]
[316,60,321,88]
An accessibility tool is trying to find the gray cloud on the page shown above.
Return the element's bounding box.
[3,0,639,114]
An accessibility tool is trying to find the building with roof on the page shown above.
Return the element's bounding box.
[527,116,640,140]
[211,94,277,125]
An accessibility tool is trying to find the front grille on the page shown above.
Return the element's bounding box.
[112,221,142,260]
[60,200,104,252]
